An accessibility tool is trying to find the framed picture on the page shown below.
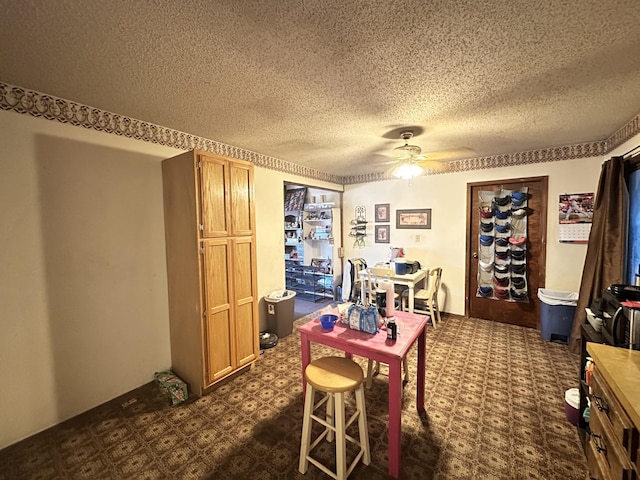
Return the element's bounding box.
[375,225,390,243]
[375,203,390,223]
[396,208,431,229]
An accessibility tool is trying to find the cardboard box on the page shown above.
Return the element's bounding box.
[154,370,188,405]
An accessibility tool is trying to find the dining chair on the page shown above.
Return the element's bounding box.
[363,267,410,388]
[362,266,396,306]
[401,267,443,328]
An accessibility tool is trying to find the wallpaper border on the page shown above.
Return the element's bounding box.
[1,81,638,186]
[0,82,342,185]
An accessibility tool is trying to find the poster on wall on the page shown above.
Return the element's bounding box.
[558,193,594,243]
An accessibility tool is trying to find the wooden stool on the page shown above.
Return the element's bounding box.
[299,356,370,479]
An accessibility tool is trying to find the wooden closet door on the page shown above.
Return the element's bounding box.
[229,161,254,236]
[232,236,258,366]
[199,155,230,237]
[203,238,235,384]
[466,176,548,328]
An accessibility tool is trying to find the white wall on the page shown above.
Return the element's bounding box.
[254,171,343,326]
[0,109,343,449]
[1,104,636,449]
[0,110,180,448]
[342,133,640,316]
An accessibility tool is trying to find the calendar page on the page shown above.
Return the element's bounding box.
[559,222,591,243]
[558,193,593,243]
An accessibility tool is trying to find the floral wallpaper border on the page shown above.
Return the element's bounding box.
[0,82,341,184]
[1,81,638,186]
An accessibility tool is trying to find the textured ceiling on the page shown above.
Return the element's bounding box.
[1,0,639,177]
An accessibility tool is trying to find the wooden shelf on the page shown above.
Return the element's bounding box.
[578,322,610,454]
[285,260,334,302]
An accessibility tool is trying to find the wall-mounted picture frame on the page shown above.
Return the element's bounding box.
[375,225,390,243]
[375,203,390,223]
[396,208,431,229]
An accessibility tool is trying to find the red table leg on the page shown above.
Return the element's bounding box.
[387,358,403,478]
[300,332,311,395]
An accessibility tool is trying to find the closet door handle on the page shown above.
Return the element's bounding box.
[472,252,478,258]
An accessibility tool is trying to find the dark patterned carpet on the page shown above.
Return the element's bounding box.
[0,313,587,479]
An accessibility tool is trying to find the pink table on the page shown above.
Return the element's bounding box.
[298,310,427,479]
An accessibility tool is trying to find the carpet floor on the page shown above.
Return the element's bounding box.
[294,298,333,320]
[0,312,587,479]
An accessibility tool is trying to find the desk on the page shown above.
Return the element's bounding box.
[298,310,427,479]
[359,268,427,313]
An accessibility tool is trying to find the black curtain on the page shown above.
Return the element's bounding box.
[568,156,627,352]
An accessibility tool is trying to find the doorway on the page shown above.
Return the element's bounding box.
[465,176,548,328]
[284,183,342,319]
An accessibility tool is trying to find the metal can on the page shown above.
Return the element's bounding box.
[386,318,397,341]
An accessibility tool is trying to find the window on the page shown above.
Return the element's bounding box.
[626,166,640,284]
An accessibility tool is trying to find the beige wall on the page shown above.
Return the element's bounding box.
[343,134,640,315]
[0,110,182,448]
[0,110,342,448]
[254,170,343,327]
[1,106,637,449]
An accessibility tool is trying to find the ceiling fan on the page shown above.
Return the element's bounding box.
[388,131,437,179]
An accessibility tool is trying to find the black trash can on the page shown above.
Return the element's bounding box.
[265,290,297,338]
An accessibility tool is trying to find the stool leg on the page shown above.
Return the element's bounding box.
[334,391,347,480]
[299,384,315,474]
[354,385,371,465]
[326,392,335,443]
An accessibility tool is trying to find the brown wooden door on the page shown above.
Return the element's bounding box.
[203,238,234,384]
[199,155,230,237]
[466,177,548,328]
[229,161,255,236]
[231,236,259,366]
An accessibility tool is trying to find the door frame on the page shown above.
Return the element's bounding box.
[464,176,548,318]
[283,182,344,304]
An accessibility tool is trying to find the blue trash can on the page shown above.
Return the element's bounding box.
[538,289,578,344]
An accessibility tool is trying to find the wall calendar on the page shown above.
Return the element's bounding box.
[558,193,594,243]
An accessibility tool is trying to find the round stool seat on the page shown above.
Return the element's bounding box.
[305,357,363,393]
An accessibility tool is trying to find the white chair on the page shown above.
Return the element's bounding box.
[361,266,397,307]
[299,356,370,479]
[363,267,410,388]
[401,267,443,328]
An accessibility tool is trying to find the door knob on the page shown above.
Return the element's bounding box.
[472,252,478,258]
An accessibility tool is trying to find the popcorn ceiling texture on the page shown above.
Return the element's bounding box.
[0,0,639,180]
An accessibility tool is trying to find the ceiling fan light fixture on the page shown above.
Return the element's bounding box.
[392,143,422,160]
[392,131,422,160]
[392,162,424,179]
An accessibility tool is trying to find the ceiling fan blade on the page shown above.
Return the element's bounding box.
[415,159,448,171]
[419,147,475,161]
[370,153,399,166]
